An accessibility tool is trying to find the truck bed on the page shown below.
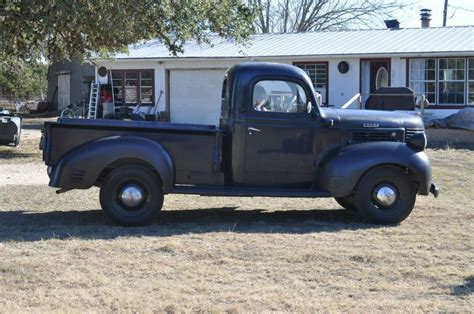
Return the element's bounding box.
[42,118,223,186]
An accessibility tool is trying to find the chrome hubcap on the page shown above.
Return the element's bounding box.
[374,184,398,208]
[119,184,145,208]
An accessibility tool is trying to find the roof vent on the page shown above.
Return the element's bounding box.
[384,19,400,30]
[420,9,431,28]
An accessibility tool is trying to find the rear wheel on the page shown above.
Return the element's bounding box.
[353,166,416,224]
[99,165,164,226]
[335,196,356,211]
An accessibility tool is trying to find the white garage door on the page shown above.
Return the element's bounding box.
[57,74,70,110]
[169,69,227,126]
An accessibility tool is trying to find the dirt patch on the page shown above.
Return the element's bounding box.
[0,162,48,186]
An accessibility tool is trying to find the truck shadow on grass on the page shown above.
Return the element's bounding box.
[0,207,386,242]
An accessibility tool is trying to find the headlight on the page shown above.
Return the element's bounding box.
[407,132,427,151]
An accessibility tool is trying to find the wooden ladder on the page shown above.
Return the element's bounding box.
[88,82,99,119]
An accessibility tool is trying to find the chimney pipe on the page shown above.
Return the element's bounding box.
[420,9,431,28]
[384,19,400,30]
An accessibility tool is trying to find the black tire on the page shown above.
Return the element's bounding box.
[14,130,21,147]
[99,165,164,226]
[353,165,416,224]
[335,196,356,211]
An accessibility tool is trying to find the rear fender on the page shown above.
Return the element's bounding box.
[50,136,174,192]
[315,142,432,197]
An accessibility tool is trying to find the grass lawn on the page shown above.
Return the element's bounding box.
[0,124,472,312]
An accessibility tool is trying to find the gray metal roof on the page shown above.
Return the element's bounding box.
[114,26,474,60]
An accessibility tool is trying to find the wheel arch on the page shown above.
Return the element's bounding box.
[97,157,164,188]
[49,136,175,193]
[315,142,432,198]
[355,163,420,190]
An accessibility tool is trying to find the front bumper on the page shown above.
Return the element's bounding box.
[430,182,440,198]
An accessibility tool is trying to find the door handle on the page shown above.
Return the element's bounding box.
[248,127,261,132]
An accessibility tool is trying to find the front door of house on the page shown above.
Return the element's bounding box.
[361,59,391,107]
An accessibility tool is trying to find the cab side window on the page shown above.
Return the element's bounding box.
[253,80,308,113]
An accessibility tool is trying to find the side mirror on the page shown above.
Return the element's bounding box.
[307,101,313,114]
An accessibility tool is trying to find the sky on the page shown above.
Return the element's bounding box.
[397,0,474,28]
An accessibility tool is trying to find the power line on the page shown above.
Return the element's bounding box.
[448,5,474,13]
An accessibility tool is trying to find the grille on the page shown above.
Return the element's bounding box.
[405,128,425,142]
[351,131,388,142]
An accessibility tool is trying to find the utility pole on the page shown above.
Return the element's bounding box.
[443,0,448,26]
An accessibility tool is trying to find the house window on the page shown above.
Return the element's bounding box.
[111,72,123,105]
[409,59,436,104]
[294,62,328,105]
[468,58,474,104]
[111,70,154,106]
[438,58,465,105]
[409,58,471,106]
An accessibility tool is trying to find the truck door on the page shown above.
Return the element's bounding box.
[243,79,315,188]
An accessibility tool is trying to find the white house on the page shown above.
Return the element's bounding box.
[96,25,474,126]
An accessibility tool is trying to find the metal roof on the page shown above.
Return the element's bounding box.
[114,26,474,60]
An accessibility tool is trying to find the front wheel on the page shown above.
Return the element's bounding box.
[99,165,164,226]
[353,166,417,224]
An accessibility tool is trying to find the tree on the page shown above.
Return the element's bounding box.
[0,0,256,62]
[0,59,47,100]
[251,0,406,33]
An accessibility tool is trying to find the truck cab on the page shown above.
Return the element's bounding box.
[41,62,439,226]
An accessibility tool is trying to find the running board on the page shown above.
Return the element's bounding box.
[172,185,331,198]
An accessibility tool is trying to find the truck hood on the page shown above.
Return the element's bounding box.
[321,108,424,129]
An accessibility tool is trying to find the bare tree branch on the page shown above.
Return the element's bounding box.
[253,0,408,33]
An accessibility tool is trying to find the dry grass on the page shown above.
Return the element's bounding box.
[0,124,473,312]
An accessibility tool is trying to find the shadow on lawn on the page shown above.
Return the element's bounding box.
[21,123,43,130]
[0,207,383,241]
[452,276,474,296]
[0,150,38,159]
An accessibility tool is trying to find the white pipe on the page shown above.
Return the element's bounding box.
[341,93,361,109]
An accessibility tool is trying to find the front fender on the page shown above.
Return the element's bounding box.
[50,136,174,192]
[315,142,432,197]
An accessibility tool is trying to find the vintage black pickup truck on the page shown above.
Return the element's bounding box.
[41,62,439,226]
